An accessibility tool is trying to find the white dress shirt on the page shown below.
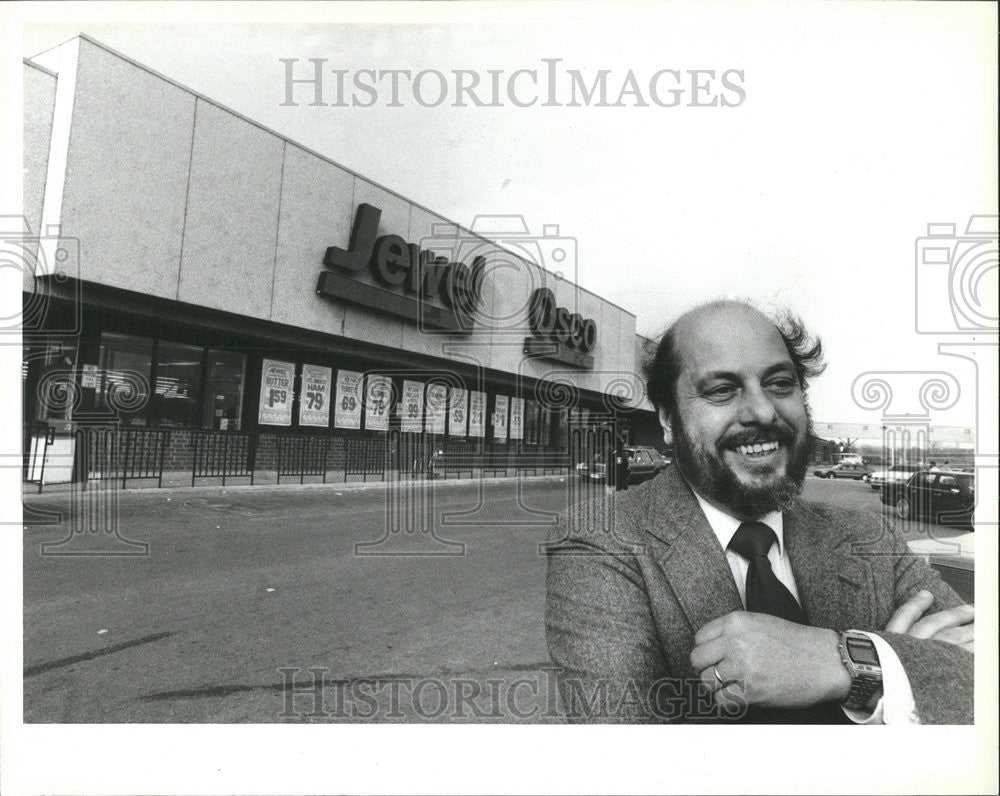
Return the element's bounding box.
[692,491,919,724]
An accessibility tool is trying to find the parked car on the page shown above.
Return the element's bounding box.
[881,470,975,529]
[868,463,923,491]
[812,462,871,480]
[577,445,669,486]
[907,533,974,604]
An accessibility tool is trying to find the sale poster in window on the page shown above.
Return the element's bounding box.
[468,391,485,438]
[425,383,448,434]
[449,387,468,437]
[493,394,509,442]
[258,359,294,426]
[400,380,424,433]
[509,397,524,440]
[299,365,332,427]
[364,374,392,431]
[334,369,362,430]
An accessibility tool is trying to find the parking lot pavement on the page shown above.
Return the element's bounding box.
[23,477,577,722]
[22,474,970,722]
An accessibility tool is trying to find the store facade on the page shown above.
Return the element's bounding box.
[22,36,662,486]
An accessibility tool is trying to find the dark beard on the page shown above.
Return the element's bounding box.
[672,409,814,518]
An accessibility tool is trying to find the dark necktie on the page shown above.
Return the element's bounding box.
[726,521,848,724]
[728,521,806,624]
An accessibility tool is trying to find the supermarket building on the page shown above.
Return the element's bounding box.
[21,35,663,487]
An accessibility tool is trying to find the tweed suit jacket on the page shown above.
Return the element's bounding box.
[545,464,974,723]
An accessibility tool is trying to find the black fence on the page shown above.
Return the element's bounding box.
[391,430,432,478]
[190,430,256,487]
[25,424,575,491]
[344,437,387,481]
[79,426,172,489]
[276,434,330,485]
[28,424,172,492]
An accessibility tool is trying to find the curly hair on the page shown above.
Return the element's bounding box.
[643,302,826,421]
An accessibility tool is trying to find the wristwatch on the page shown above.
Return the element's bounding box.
[838,631,883,710]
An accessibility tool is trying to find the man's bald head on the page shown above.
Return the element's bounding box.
[644,300,825,423]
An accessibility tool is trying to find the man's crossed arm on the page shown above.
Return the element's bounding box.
[690,591,974,718]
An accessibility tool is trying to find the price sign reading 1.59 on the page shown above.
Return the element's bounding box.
[258,359,295,426]
[267,387,287,407]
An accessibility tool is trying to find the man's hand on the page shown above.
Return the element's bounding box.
[691,612,851,709]
[885,589,974,652]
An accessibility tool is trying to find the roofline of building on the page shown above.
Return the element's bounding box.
[27,33,637,322]
[23,57,57,79]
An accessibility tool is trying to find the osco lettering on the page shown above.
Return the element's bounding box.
[325,203,484,316]
[528,288,597,352]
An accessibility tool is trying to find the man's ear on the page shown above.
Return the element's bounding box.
[657,408,673,448]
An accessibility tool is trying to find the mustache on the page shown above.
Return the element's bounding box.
[722,426,797,448]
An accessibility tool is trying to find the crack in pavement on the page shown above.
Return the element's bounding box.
[140,661,556,701]
[24,631,176,678]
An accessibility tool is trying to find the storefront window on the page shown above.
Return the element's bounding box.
[154,342,203,428]
[97,333,152,425]
[31,337,79,422]
[551,408,569,449]
[524,399,539,445]
[203,349,246,430]
[540,407,551,447]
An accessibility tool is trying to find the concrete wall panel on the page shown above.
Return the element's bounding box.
[271,143,354,335]
[178,99,284,318]
[22,63,57,292]
[59,39,194,299]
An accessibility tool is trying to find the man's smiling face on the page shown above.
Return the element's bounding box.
[662,303,812,519]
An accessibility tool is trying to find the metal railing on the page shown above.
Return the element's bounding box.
[81,426,172,489]
[190,430,256,486]
[276,434,330,484]
[344,437,386,481]
[25,423,572,491]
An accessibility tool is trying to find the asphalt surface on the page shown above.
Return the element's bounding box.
[22,473,966,723]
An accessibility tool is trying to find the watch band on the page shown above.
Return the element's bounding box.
[838,631,883,711]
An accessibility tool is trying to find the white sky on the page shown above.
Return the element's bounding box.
[7,3,999,431]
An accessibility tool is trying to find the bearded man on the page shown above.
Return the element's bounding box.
[545,301,974,723]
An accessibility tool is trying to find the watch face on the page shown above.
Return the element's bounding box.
[847,638,879,666]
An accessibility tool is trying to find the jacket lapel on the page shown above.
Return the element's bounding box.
[783,503,876,630]
[645,468,743,638]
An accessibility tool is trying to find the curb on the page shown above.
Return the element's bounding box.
[21,472,572,504]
